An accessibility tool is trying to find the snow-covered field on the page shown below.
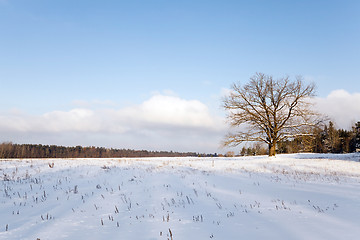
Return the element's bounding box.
[1,153,360,240]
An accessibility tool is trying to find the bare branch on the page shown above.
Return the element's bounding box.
[222,73,322,156]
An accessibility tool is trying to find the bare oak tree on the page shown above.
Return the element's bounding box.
[223,73,319,156]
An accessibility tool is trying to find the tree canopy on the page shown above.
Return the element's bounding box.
[223,73,320,156]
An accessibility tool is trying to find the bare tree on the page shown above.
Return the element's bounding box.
[223,73,320,156]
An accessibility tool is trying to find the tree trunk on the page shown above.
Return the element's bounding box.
[268,142,276,156]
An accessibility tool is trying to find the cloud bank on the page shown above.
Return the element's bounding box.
[313,89,360,129]
[0,94,225,153]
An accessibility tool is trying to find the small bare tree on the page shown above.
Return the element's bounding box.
[223,73,320,156]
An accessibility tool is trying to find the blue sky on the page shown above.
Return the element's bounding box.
[1,0,360,153]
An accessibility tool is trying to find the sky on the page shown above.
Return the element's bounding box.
[1,0,360,153]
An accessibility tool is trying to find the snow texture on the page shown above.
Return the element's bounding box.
[1,153,360,240]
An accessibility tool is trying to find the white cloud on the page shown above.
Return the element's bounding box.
[313,89,360,129]
[0,94,226,152]
[0,95,223,133]
[118,95,219,129]
[42,109,101,132]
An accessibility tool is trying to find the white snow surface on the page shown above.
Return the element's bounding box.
[1,153,360,240]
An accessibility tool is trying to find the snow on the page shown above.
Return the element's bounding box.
[1,153,360,240]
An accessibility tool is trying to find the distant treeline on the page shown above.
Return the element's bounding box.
[0,143,201,159]
[278,121,360,154]
[236,121,360,156]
